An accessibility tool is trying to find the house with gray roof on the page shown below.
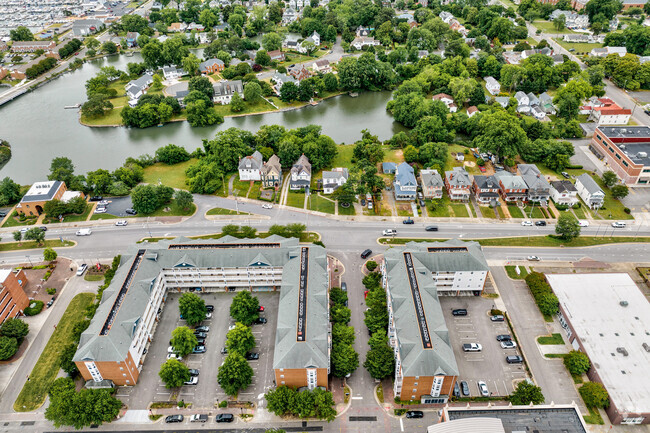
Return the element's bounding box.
[494,96,510,108]
[519,164,551,203]
[290,155,311,190]
[383,239,489,402]
[213,80,243,104]
[72,19,103,36]
[495,171,528,202]
[472,174,500,205]
[550,180,578,206]
[73,236,330,389]
[272,72,297,93]
[262,154,282,189]
[484,76,500,95]
[575,173,605,209]
[199,58,225,74]
[420,169,444,199]
[382,162,397,174]
[445,167,471,201]
[394,162,417,201]
[238,150,263,181]
[322,168,349,194]
[539,92,556,115]
[125,74,153,101]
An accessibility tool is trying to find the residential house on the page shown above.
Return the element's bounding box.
[484,76,500,95]
[575,173,605,209]
[0,269,29,324]
[322,168,349,194]
[531,105,546,119]
[268,50,285,62]
[439,11,454,23]
[272,72,297,93]
[167,22,188,32]
[514,91,529,107]
[472,175,500,205]
[382,162,397,174]
[187,22,204,32]
[351,36,380,50]
[494,172,528,202]
[0,67,8,80]
[420,169,444,199]
[432,93,457,112]
[590,46,627,57]
[288,65,310,82]
[550,180,578,206]
[609,17,619,31]
[445,167,472,201]
[519,164,551,203]
[125,32,139,48]
[393,162,418,201]
[199,58,225,74]
[549,10,589,29]
[307,31,320,46]
[0,41,7,52]
[290,155,311,190]
[71,19,103,36]
[467,106,478,117]
[162,66,185,80]
[238,150,263,181]
[311,59,331,74]
[10,41,56,53]
[494,96,510,108]
[125,74,153,101]
[282,7,298,25]
[213,80,244,104]
[261,154,282,189]
[527,93,539,107]
[521,47,553,59]
[589,107,632,125]
[356,26,371,36]
[284,34,299,51]
[551,54,565,65]
[539,92,556,115]
[16,181,67,216]
[418,50,429,58]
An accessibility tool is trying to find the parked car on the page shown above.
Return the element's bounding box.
[215,414,234,423]
[98,200,109,206]
[578,220,589,227]
[527,256,541,261]
[228,324,236,331]
[221,347,228,355]
[166,353,182,361]
[360,198,366,206]
[0,211,7,217]
[361,249,372,259]
[452,308,467,316]
[195,337,205,345]
[425,225,438,231]
[206,305,214,312]
[402,218,414,224]
[460,380,470,396]
[561,172,571,179]
[184,376,198,385]
[190,414,208,423]
[205,312,212,319]
[76,263,88,276]
[46,297,55,308]
[382,229,397,236]
[245,352,259,360]
[478,381,489,397]
[125,208,137,215]
[612,221,626,228]
[94,207,106,214]
[254,317,267,324]
[341,282,347,292]
[262,203,273,209]
[188,369,199,376]
[192,345,206,354]
[115,220,128,226]
[521,220,533,226]
[165,415,183,423]
[419,199,425,207]
[490,314,505,322]
[506,355,524,364]
[368,201,373,210]
[405,411,424,419]
[535,221,546,226]
[195,326,210,332]
[19,227,28,234]
[39,226,47,231]
[462,343,482,352]
[167,346,176,354]
[258,305,265,312]
[501,341,517,349]
[193,331,207,339]
[89,196,103,202]
[496,334,511,341]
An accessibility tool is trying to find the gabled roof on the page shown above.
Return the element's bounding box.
[518,164,541,177]
[445,167,471,187]
[576,173,604,195]
[199,58,224,70]
[262,154,282,175]
[420,169,443,188]
[291,155,311,176]
[551,180,577,193]
[213,80,243,97]
[495,172,527,190]
[473,175,499,189]
[395,162,416,187]
[238,150,263,171]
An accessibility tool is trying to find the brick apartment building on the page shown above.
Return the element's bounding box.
[10,41,56,53]
[590,126,650,185]
[0,269,29,323]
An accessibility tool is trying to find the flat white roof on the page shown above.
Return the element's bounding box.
[0,269,11,283]
[546,273,650,415]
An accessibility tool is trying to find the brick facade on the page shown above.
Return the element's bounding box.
[274,367,328,389]
[76,351,140,386]
[0,270,29,323]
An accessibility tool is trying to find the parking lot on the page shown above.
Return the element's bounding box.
[440,297,527,398]
[95,196,135,217]
[116,291,279,411]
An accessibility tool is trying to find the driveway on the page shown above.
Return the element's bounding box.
[100,196,134,217]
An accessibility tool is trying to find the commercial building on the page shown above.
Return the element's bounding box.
[428,404,588,432]
[0,269,29,324]
[382,240,489,403]
[590,126,650,185]
[546,273,650,425]
[74,237,330,388]
[15,181,67,216]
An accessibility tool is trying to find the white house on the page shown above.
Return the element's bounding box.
[322,168,349,194]
[125,74,153,102]
[162,66,185,80]
[590,46,627,57]
[432,93,456,112]
[514,91,529,106]
[351,36,380,50]
[213,80,243,104]
[590,107,632,125]
[238,150,263,181]
[575,173,605,209]
[484,76,500,95]
[311,59,331,74]
[290,155,311,190]
[550,180,578,206]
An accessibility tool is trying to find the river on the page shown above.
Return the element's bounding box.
[0,52,405,184]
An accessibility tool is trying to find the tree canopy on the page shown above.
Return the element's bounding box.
[178,292,206,326]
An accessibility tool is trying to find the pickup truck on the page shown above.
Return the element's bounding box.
[382,229,397,236]
[463,343,482,352]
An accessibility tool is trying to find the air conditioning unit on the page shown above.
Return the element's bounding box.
[616,347,629,356]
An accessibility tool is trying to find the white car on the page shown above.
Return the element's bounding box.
[94,207,107,214]
[611,221,626,228]
[228,324,236,331]
[501,341,517,349]
[184,376,198,385]
[262,204,273,209]
[115,220,128,226]
[478,381,489,397]
[521,220,533,226]
[382,229,397,236]
[577,220,589,227]
[98,200,109,206]
[167,346,176,354]
[166,353,182,361]
[205,312,212,319]
[76,263,88,276]
[527,256,541,261]
[463,343,482,352]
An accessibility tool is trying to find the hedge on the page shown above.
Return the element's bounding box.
[524,272,559,317]
[24,300,44,316]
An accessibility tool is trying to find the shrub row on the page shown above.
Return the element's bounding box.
[524,272,559,317]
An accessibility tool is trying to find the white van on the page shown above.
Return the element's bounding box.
[382,229,397,236]
[76,228,92,236]
[577,220,589,227]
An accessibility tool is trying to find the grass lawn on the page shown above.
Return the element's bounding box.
[338,203,355,215]
[505,265,528,279]
[206,207,249,216]
[140,201,195,217]
[308,195,335,214]
[0,239,74,252]
[396,203,413,217]
[533,20,576,34]
[90,213,122,221]
[589,175,634,220]
[286,191,305,209]
[382,235,650,247]
[553,38,600,55]
[572,206,587,219]
[330,145,355,170]
[213,98,276,117]
[450,203,470,218]
[142,159,197,190]
[523,205,545,219]
[508,205,525,219]
[544,353,568,359]
[232,178,251,198]
[84,274,104,281]
[469,204,477,218]
[427,196,451,218]
[537,333,565,345]
[14,293,95,411]
[384,148,405,164]
[2,214,37,228]
[248,182,261,199]
[583,407,604,425]
[496,206,505,219]
[60,205,92,223]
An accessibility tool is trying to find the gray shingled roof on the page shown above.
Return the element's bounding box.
[239,150,263,171]
[576,173,603,195]
[495,172,527,190]
[420,170,443,188]
[20,181,63,203]
[445,167,471,188]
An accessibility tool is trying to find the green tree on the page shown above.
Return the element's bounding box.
[0,336,17,360]
[555,213,581,241]
[170,326,198,357]
[331,343,359,378]
[279,82,299,102]
[244,82,262,103]
[553,15,566,30]
[403,145,419,163]
[188,75,214,100]
[611,184,629,199]
[10,26,34,41]
[48,157,75,185]
[0,318,28,343]
[510,380,545,405]
[230,92,245,112]
[262,32,282,51]
[12,231,22,243]
[24,227,45,245]
[474,111,528,160]
[155,143,190,165]
[601,170,618,187]
[332,323,354,346]
[579,381,609,408]
[181,53,201,76]
[265,385,296,416]
[130,184,160,214]
[81,94,114,118]
[46,378,122,429]
[159,358,191,388]
[225,322,256,354]
[218,352,254,396]
[229,291,260,326]
[59,343,79,376]
[43,247,58,262]
[255,49,271,66]
[0,177,22,206]
[101,41,118,54]
[364,333,395,379]
[186,100,223,127]
[331,304,351,324]
[564,350,591,375]
[86,168,113,194]
[178,292,206,326]
[174,190,193,210]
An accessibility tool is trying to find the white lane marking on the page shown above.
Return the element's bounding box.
[351,396,363,400]
[400,418,404,432]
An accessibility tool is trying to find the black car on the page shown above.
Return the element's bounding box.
[216,414,234,423]
[506,355,523,364]
[0,211,6,217]
[165,415,184,423]
[425,225,438,232]
[360,249,372,259]
[40,226,47,231]
[419,199,425,207]
[496,334,512,341]
[254,317,267,324]
[402,218,414,224]
[195,337,206,345]
[188,369,199,376]
[453,382,460,398]
[245,352,259,360]
[535,221,546,226]
[90,196,103,202]
[125,208,137,215]
[360,198,366,206]
[46,297,55,308]
[193,331,207,339]
[460,380,470,396]
[452,308,467,316]
[405,411,424,419]
[206,305,214,312]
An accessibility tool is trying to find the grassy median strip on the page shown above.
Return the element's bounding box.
[0,240,74,252]
[14,293,95,412]
[537,333,565,345]
[381,236,650,247]
[505,265,528,279]
[206,207,250,216]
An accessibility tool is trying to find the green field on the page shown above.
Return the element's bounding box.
[508,205,525,219]
[338,202,355,215]
[206,207,249,216]
[427,196,451,218]
[505,265,528,279]
[286,191,305,209]
[142,159,197,190]
[537,333,565,345]
[330,145,355,170]
[480,206,498,219]
[450,203,470,218]
[533,20,576,34]
[14,293,96,411]
[554,38,600,55]
[308,195,335,214]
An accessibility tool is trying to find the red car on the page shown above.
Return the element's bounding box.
[479,165,486,172]
[364,290,369,299]
[259,306,265,312]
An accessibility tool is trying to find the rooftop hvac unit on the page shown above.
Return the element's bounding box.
[620,300,629,307]
[643,343,650,353]
[616,347,629,356]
